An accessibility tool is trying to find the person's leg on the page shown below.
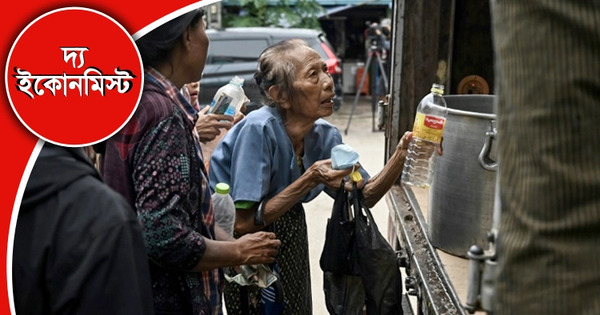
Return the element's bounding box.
[493,1,600,313]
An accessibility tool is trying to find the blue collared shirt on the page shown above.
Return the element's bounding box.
[209,106,370,204]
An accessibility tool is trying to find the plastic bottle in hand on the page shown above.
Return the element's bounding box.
[208,76,245,117]
[401,83,448,188]
[212,182,236,237]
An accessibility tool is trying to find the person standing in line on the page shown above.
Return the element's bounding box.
[13,143,154,314]
[491,1,600,314]
[101,8,280,314]
[209,39,416,314]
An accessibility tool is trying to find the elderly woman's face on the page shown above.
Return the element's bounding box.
[287,46,336,119]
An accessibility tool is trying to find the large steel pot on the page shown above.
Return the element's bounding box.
[428,94,497,257]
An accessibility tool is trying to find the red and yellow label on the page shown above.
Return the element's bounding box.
[412,112,445,143]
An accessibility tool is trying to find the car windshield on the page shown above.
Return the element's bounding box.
[207,39,268,64]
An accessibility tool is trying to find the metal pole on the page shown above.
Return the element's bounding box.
[344,50,374,135]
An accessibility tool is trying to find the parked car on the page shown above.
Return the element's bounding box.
[200,27,344,113]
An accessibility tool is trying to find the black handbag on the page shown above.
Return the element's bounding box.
[321,182,403,315]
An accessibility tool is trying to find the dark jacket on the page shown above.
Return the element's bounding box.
[13,143,154,314]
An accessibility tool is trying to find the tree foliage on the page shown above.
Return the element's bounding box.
[223,0,325,30]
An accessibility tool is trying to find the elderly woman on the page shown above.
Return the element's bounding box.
[102,8,280,315]
[209,39,414,314]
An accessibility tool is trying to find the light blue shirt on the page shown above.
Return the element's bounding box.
[209,106,370,204]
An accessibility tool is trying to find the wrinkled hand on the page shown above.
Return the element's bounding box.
[235,231,281,265]
[395,131,443,158]
[308,159,360,189]
[195,106,234,143]
[395,131,413,160]
[343,177,365,191]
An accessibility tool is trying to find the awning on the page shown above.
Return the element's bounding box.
[223,0,390,6]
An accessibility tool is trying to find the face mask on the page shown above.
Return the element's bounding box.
[331,144,360,170]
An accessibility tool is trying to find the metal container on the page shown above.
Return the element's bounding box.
[428,94,497,257]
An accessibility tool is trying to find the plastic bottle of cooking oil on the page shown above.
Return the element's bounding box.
[401,83,448,188]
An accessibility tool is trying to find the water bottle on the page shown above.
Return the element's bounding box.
[401,83,448,188]
[208,76,245,117]
[212,182,236,237]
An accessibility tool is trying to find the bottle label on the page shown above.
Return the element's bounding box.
[209,93,233,115]
[224,106,236,116]
[413,112,445,143]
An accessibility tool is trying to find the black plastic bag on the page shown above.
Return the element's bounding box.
[321,182,403,315]
[352,183,402,314]
[323,271,365,315]
[320,182,359,275]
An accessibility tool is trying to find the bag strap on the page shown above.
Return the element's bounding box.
[351,182,362,220]
[333,180,350,221]
[351,182,373,223]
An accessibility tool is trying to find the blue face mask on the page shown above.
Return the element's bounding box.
[331,144,360,170]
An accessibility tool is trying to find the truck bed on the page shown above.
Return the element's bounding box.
[387,185,486,315]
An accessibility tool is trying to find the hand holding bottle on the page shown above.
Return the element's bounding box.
[195,106,234,143]
[401,83,448,188]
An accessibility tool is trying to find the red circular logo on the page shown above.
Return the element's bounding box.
[5,7,143,147]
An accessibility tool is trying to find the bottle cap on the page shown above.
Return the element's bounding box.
[431,83,444,95]
[215,182,230,194]
[230,76,245,87]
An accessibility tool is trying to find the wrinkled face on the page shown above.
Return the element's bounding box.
[287,46,336,120]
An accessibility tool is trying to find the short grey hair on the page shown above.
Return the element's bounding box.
[254,39,309,107]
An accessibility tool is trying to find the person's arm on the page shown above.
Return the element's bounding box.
[234,159,355,234]
[211,120,355,235]
[361,131,442,208]
[360,131,411,208]
[133,114,279,272]
[214,224,234,241]
[195,106,234,143]
[190,231,280,271]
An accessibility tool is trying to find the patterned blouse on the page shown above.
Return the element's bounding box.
[102,68,222,314]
